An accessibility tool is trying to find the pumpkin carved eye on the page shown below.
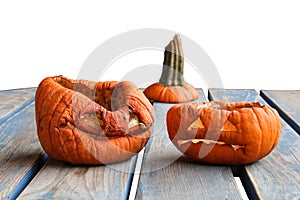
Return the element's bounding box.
[35,76,154,164]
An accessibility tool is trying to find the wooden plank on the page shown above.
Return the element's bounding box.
[261,90,300,134]
[208,89,300,199]
[0,102,47,200]
[0,88,36,125]
[136,90,242,200]
[18,158,136,200]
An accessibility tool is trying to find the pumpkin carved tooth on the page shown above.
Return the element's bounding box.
[178,139,225,145]
[177,139,245,151]
[231,145,244,151]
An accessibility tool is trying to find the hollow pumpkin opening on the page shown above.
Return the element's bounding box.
[52,76,147,138]
[53,76,114,111]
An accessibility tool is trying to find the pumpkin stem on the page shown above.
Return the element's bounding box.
[159,34,184,86]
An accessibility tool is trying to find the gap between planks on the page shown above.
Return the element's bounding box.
[128,148,145,200]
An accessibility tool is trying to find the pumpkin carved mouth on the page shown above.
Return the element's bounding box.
[167,101,281,165]
[177,139,245,151]
[35,76,154,164]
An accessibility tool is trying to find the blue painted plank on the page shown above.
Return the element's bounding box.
[208,88,300,200]
[18,156,138,200]
[136,89,242,200]
[0,88,36,126]
[0,102,47,200]
[261,90,300,134]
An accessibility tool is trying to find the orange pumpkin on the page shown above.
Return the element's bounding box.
[167,101,281,165]
[144,34,199,103]
[35,75,154,164]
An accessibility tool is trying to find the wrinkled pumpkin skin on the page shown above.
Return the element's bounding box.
[167,101,281,165]
[35,75,154,164]
[144,82,199,103]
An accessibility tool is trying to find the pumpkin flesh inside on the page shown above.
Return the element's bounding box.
[53,76,148,139]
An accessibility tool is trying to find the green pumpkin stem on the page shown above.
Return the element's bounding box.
[159,34,184,86]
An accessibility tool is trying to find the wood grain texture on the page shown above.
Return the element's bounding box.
[0,88,36,125]
[136,90,242,200]
[261,90,300,134]
[18,158,136,200]
[0,88,36,111]
[208,89,300,200]
[0,102,45,200]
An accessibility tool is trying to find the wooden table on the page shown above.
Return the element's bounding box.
[0,88,299,199]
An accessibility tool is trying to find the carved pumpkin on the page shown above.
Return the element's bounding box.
[167,101,281,165]
[35,75,154,164]
[144,34,199,103]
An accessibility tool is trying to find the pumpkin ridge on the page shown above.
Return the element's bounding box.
[50,90,73,155]
[264,107,281,154]
[37,82,60,122]
[39,88,69,153]
[35,80,53,114]
[251,107,264,160]
[252,107,270,159]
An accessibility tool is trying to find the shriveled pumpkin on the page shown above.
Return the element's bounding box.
[167,101,281,165]
[35,75,154,164]
[144,34,199,103]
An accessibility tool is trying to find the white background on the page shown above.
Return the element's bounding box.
[1,1,298,199]
[1,0,300,92]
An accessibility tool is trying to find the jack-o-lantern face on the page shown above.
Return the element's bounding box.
[35,76,154,164]
[167,101,281,165]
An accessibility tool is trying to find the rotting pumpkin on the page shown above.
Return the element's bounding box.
[35,75,154,164]
[167,101,281,165]
[144,34,199,103]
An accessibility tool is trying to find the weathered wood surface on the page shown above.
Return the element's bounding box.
[18,117,138,198]
[261,90,300,134]
[0,88,36,125]
[18,158,136,200]
[136,90,242,200]
[0,88,46,200]
[208,89,300,200]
